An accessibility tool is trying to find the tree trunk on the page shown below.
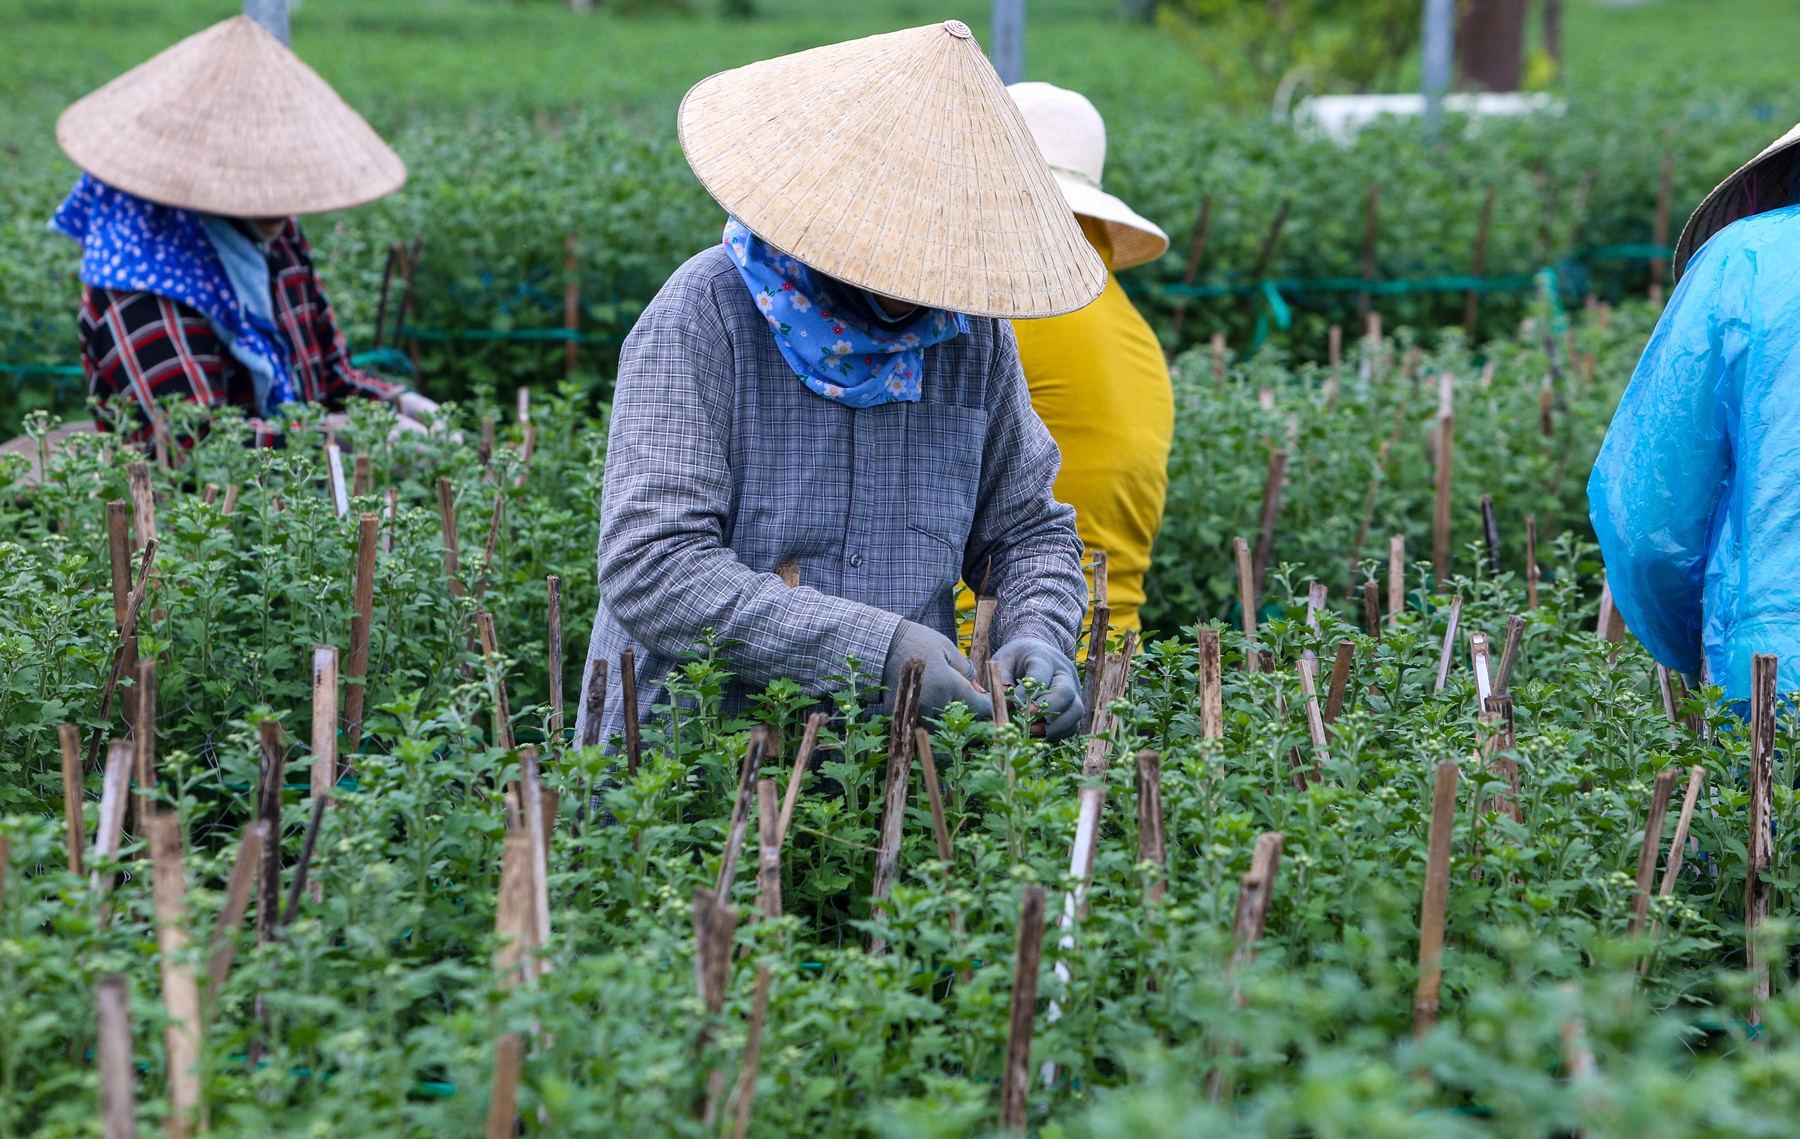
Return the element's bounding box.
[1456,0,1527,92]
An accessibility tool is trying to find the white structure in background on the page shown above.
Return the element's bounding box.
[1294,93,1564,146]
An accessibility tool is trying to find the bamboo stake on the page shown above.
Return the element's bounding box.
[620,648,641,777]
[547,575,564,739]
[1596,577,1626,645]
[1251,450,1288,600]
[435,478,464,597]
[86,538,158,772]
[475,612,515,751]
[1526,514,1540,608]
[311,646,338,801]
[107,500,132,623]
[777,711,827,847]
[999,885,1047,1133]
[132,658,157,831]
[1296,656,1329,765]
[717,727,771,898]
[1482,696,1521,823]
[126,461,156,550]
[1167,195,1213,344]
[91,740,133,896]
[1470,631,1493,707]
[96,974,137,1139]
[520,747,553,973]
[221,484,239,515]
[513,425,537,490]
[280,796,329,927]
[1197,627,1223,739]
[692,887,737,1124]
[988,660,1011,730]
[1480,493,1501,576]
[1235,536,1257,669]
[1648,766,1708,946]
[1747,652,1777,1030]
[206,822,268,1004]
[1388,535,1405,627]
[485,1034,524,1139]
[1363,580,1381,638]
[255,721,283,945]
[48,723,83,878]
[1628,769,1679,937]
[147,813,201,1137]
[352,452,371,498]
[345,513,379,754]
[479,417,495,471]
[1208,829,1287,1110]
[1413,760,1459,1038]
[729,784,781,1139]
[1494,614,1526,696]
[870,662,924,953]
[494,831,533,984]
[1433,373,1456,583]
[916,730,953,869]
[1136,749,1166,904]
[1463,185,1497,339]
[325,443,349,517]
[475,493,504,601]
[578,659,608,750]
[970,597,998,680]
[1433,596,1464,693]
[1323,640,1354,724]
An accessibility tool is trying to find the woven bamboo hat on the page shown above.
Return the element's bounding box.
[678,20,1105,319]
[56,16,406,217]
[1006,82,1169,271]
[1674,121,1800,281]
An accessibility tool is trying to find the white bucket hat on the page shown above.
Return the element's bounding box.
[1006,82,1169,271]
[678,21,1105,320]
[56,16,406,217]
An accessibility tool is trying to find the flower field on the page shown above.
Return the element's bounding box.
[4,311,1800,1138]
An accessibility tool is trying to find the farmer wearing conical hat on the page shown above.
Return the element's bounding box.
[49,16,437,451]
[1590,123,1800,698]
[577,21,1102,743]
[1001,82,1173,637]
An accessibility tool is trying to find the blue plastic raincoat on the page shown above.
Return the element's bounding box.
[1589,204,1800,700]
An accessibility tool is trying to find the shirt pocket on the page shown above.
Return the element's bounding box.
[905,401,988,561]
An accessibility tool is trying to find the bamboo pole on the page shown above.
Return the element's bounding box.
[1463,185,1497,339]
[988,660,1011,730]
[1470,631,1493,708]
[1197,627,1223,739]
[1234,536,1257,670]
[1413,760,1459,1038]
[475,493,504,601]
[1241,199,1293,325]
[485,1034,524,1139]
[1433,373,1456,583]
[1433,596,1464,694]
[547,575,564,739]
[916,730,953,869]
[132,659,157,831]
[147,813,201,1137]
[1747,652,1777,1030]
[520,747,553,973]
[280,797,328,926]
[107,500,132,624]
[579,659,608,750]
[206,822,268,1004]
[1251,450,1287,600]
[1388,534,1405,627]
[325,443,349,517]
[1526,514,1540,608]
[1628,769,1679,937]
[255,721,283,945]
[1136,749,1166,904]
[1494,614,1526,696]
[1362,580,1381,638]
[311,647,338,800]
[717,728,771,898]
[692,887,737,1124]
[345,513,379,754]
[60,723,84,875]
[96,975,137,1139]
[475,612,515,751]
[970,596,998,681]
[870,663,924,954]
[620,648,641,776]
[126,461,156,551]
[91,740,134,897]
[86,539,158,772]
[728,780,782,1139]
[1480,493,1501,576]
[777,711,827,847]
[1658,765,1706,900]
[999,885,1047,1133]
[1296,656,1329,766]
[1482,696,1521,823]
[1167,195,1213,344]
[435,478,464,597]
[352,451,371,498]
[221,484,239,515]
[1323,640,1354,724]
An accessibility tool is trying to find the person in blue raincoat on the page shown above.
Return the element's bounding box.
[1589,121,1800,700]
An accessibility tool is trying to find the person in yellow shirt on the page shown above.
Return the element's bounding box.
[1004,82,1175,635]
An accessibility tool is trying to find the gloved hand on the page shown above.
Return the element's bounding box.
[883,620,993,722]
[991,636,1085,740]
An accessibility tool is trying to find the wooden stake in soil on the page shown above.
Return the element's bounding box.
[1628,768,1679,937]
[60,723,85,875]
[1251,450,1288,600]
[311,646,338,800]
[1358,183,1381,316]
[1296,656,1329,766]
[1482,696,1521,823]
[1433,373,1456,583]
[728,780,783,1139]
[1494,614,1526,696]
[1413,760,1459,1038]
[620,648,641,776]
[777,711,827,847]
[254,720,285,947]
[988,659,1011,730]
[106,500,132,622]
[1234,536,1257,667]
[999,885,1047,1133]
[916,729,954,871]
[1525,514,1540,608]
[1210,333,1227,388]
[970,596,998,680]
[485,1034,524,1139]
[1323,640,1354,724]
[870,661,925,954]
[126,460,156,550]
[519,747,553,967]
[148,813,201,1138]
[132,658,157,831]
[579,659,609,750]
[352,452,371,498]
[1167,195,1213,344]
[1433,595,1464,694]
[1388,534,1406,627]
[95,974,137,1139]
[280,796,329,926]
[1469,631,1493,707]
[1363,580,1381,638]
[475,612,515,751]
[474,492,504,601]
[547,574,564,739]
[1655,765,1707,930]
[206,822,268,1004]
[91,740,134,896]
[221,483,239,515]
[344,512,379,754]
[1480,493,1502,576]
[1463,185,1497,339]
[1196,626,1224,740]
[1136,749,1167,903]
[691,887,738,1123]
[1746,652,1777,1029]
[715,727,770,899]
[435,478,464,597]
[325,443,349,517]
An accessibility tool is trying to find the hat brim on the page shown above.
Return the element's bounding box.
[1051,172,1169,271]
[1675,121,1800,282]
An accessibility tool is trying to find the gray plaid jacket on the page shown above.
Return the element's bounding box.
[576,245,1087,744]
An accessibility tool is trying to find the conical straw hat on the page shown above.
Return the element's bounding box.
[56,16,405,217]
[1674,121,1800,282]
[678,20,1106,319]
[1007,82,1169,271]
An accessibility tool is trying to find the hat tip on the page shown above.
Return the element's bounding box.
[942,19,972,38]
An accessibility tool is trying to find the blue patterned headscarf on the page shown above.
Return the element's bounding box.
[722,219,968,408]
[50,175,296,415]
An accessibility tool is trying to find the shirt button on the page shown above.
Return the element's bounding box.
[849,552,864,568]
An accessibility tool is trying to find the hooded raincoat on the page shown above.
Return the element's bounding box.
[1588,204,1800,700]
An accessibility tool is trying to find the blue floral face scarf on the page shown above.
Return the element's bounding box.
[722,218,968,408]
[50,174,296,415]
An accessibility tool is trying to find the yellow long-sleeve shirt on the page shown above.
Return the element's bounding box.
[1018,217,1173,632]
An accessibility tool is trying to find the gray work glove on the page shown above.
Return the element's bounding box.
[991,636,1085,741]
[883,620,993,722]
